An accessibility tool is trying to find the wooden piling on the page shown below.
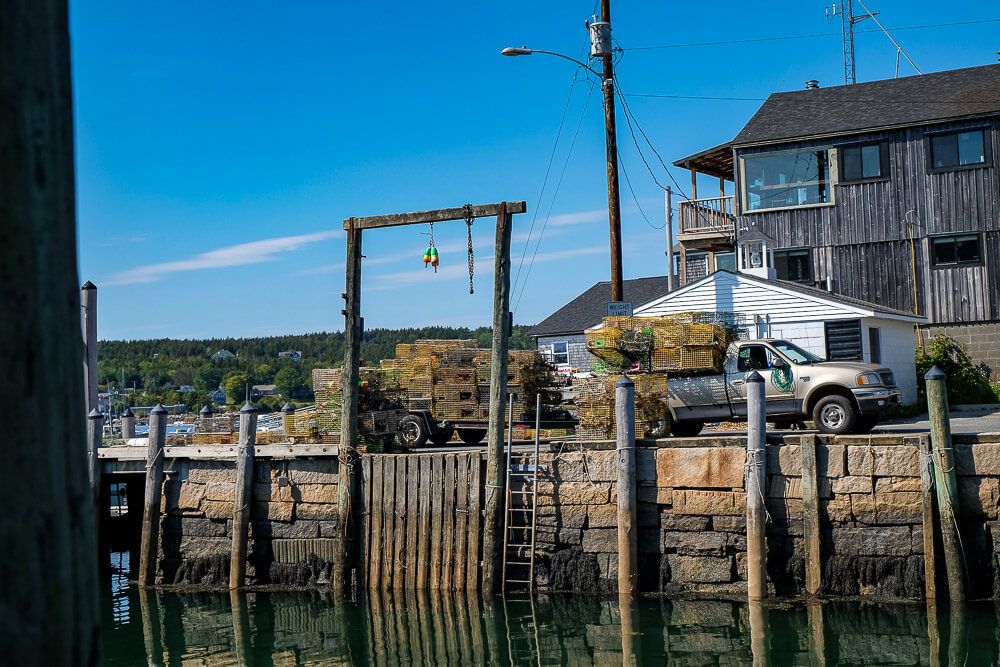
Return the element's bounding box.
[917,434,939,601]
[121,406,136,439]
[281,402,295,436]
[87,408,103,507]
[618,593,638,666]
[925,365,965,601]
[745,370,768,600]
[229,402,257,589]
[748,599,770,667]
[615,375,637,597]
[806,599,826,667]
[81,281,98,415]
[336,218,363,597]
[800,434,822,596]
[481,201,512,596]
[139,404,168,587]
[138,588,164,667]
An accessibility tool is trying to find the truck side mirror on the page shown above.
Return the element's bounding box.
[771,357,787,369]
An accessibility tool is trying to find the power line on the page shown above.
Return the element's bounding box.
[621,17,1000,51]
[617,147,664,230]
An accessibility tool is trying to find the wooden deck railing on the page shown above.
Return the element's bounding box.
[678,195,738,238]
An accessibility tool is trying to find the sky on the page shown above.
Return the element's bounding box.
[71,1,1000,340]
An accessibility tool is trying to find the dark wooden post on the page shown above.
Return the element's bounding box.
[745,370,767,600]
[917,434,939,601]
[121,405,136,439]
[615,375,637,596]
[139,404,168,587]
[87,408,104,507]
[2,1,100,660]
[230,402,257,589]
[335,218,363,596]
[481,202,512,596]
[81,280,98,415]
[925,365,965,601]
[800,434,823,595]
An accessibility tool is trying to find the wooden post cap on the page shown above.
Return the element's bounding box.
[746,370,764,383]
[924,365,946,381]
[281,402,295,414]
[615,374,634,388]
[240,402,258,414]
[88,408,102,419]
[150,404,167,415]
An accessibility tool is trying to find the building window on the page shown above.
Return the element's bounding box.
[551,341,568,365]
[868,327,882,364]
[742,148,832,211]
[928,129,987,171]
[931,234,981,267]
[774,249,813,282]
[715,252,736,272]
[840,142,887,182]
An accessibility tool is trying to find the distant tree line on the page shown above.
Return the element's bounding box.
[98,325,535,411]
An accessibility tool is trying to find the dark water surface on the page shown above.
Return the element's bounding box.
[103,551,1000,665]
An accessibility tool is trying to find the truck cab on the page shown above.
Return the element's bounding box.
[667,339,900,436]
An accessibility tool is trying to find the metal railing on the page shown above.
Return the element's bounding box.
[678,195,738,239]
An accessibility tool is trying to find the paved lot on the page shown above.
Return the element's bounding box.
[877,404,1000,434]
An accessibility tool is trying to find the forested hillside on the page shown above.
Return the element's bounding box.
[98,326,535,411]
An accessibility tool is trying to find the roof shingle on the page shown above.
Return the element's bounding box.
[528,276,672,337]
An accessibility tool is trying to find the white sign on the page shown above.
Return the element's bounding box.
[607,301,633,317]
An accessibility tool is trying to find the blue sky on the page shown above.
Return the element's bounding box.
[71,1,999,340]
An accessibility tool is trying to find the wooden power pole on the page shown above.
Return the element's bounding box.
[597,0,624,302]
[1,0,100,662]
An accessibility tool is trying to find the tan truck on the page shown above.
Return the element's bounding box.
[667,339,901,436]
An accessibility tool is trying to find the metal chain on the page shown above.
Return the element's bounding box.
[464,204,475,294]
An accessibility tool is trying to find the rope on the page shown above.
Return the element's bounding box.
[744,448,771,524]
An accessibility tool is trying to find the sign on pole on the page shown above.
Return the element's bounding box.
[607,301,633,317]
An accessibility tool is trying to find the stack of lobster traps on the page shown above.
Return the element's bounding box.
[308,366,407,452]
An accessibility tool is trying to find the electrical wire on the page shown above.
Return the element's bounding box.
[621,17,1000,51]
[513,84,595,313]
[617,146,664,230]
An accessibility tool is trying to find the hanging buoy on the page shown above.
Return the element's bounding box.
[422,246,432,267]
[430,245,439,271]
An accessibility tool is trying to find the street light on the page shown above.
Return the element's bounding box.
[501,1,625,303]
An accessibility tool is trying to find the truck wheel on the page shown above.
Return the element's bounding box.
[430,424,456,446]
[671,420,704,437]
[457,428,485,445]
[812,395,857,435]
[398,415,429,449]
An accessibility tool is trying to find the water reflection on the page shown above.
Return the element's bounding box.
[104,552,1000,665]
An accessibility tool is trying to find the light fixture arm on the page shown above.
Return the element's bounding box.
[501,47,603,78]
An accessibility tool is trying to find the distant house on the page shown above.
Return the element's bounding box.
[528,276,673,372]
[252,384,278,398]
[210,387,227,404]
[211,349,236,362]
[278,351,302,361]
[178,385,196,394]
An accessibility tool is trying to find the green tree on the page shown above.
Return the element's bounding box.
[194,364,224,394]
[224,372,250,405]
[274,365,307,399]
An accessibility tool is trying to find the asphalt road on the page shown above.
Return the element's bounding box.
[876,404,1000,434]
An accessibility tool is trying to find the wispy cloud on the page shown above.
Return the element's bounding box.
[546,208,607,227]
[105,229,341,285]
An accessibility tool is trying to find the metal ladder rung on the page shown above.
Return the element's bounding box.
[505,579,532,584]
[506,543,534,548]
[505,560,532,565]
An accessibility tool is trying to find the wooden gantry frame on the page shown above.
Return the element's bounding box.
[335,201,527,596]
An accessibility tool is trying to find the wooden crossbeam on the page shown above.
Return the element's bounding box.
[343,201,527,230]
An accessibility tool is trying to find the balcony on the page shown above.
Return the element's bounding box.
[677,195,740,248]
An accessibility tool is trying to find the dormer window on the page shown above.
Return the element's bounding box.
[741,148,833,212]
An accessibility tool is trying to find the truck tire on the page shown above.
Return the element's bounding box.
[671,420,704,437]
[812,395,857,435]
[457,428,486,445]
[398,415,429,449]
[430,424,456,446]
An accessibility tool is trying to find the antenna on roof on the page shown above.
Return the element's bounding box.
[828,0,922,83]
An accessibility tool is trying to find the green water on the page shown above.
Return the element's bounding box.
[103,551,999,665]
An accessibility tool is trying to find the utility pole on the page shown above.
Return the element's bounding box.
[827,0,878,84]
[591,1,624,302]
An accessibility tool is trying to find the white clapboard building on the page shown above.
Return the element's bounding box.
[633,270,924,403]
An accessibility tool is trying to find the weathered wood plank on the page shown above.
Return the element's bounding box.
[406,456,420,591]
[393,457,407,592]
[229,405,257,589]
[99,444,340,460]
[358,455,372,588]
[454,454,470,590]
[800,434,823,596]
[417,456,432,590]
[442,455,457,591]
[368,456,384,591]
[382,456,397,590]
[430,455,444,590]
[344,201,527,230]
[467,453,483,592]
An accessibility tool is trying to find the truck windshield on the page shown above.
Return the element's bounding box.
[771,340,824,364]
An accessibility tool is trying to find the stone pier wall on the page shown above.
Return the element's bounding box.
[158,458,339,586]
[535,433,1000,598]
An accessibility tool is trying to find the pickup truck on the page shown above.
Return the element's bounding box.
[667,339,901,436]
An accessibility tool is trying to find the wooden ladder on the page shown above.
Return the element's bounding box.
[501,394,543,593]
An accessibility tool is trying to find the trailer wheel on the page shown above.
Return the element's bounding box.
[670,420,704,437]
[457,428,485,445]
[398,415,429,449]
[430,424,456,446]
